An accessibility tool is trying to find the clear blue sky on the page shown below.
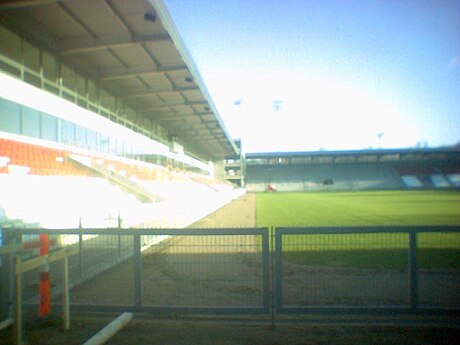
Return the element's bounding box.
[164,0,460,153]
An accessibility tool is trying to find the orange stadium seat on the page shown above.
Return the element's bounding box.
[0,137,91,176]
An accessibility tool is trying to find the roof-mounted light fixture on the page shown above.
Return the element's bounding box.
[185,76,194,83]
[144,12,156,22]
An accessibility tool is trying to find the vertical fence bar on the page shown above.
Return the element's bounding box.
[117,215,122,261]
[78,221,83,280]
[274,228,283,313]
[408,230,418,311]
[14,256,22,345]
[262,228,270,314]
[8,230,19,321]
[268,226,276,330]
[133,234,142,309]
[117,236,121,262]
[0,227,9,321]
[62,256,70,331]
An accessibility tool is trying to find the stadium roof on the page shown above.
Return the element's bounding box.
[0,0,237,160]
[246,147,460,164]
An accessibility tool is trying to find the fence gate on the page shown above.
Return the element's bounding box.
[2,228,270,315]
[274,226,460,314]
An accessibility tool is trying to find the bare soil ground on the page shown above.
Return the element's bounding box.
[2,315,460,345]
[67,193,262,307]
[190,192,257,228]
[2,193,459,344]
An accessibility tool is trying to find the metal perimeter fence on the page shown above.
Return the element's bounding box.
[1,226,459,320]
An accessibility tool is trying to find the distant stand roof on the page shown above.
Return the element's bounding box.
[246,147,460,163]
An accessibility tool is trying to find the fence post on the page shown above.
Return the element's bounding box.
[117,215,122,261]
[78,219,83,280]
[408,230,418,311]
[268,226,276,330]
[133,234,142,309]
[9,230,20,321]
[0,226,10,321]
[261,227,270,315]
[14,256,22,345]
[274,227,283,314]
[62,256,70,331]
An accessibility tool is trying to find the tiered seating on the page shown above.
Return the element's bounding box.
[440,167,460,188]
[429,174,451,188]
[447,174,460,187]
[90,156,163,181]
[89,155,217,188]
[245,165,269,192]
[0,136,240,228]
[394,165,458,188]
[302,164,400,191]
[394,165,434,187]
[246,163,403,192]
[271,165,304,191]
[0,137,89,176]
[400,175,424,188]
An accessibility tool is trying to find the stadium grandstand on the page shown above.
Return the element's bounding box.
[243,148,460,192]
[0,0,244,230]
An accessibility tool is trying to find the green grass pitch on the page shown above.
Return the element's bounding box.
[255,190,460,269]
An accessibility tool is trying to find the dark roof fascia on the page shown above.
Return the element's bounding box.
[245,147,460,159]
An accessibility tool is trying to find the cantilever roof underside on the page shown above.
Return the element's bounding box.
[0,0,237,160]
